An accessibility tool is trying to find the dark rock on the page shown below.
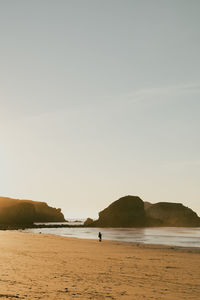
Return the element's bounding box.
[31,201,65,222]
[145,202,200,227]
[84,218,94,226]
[89,195,146,227]
[85,195,200,228]
[0,197,66,224]
[0,202,35,225]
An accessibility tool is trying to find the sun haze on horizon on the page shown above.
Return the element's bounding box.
[0,0,200,219]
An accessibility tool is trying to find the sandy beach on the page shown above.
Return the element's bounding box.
[0,231,199,299]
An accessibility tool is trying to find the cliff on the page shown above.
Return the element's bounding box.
[85,196,200,227]
[0,197,66,224]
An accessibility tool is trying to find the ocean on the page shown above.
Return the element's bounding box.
[20,221,200,248]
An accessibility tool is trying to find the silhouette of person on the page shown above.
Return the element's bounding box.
[98,232,102,242]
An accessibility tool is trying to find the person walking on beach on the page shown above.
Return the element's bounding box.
[98,232,102,242]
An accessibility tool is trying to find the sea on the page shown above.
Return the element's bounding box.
[20,220,200,248]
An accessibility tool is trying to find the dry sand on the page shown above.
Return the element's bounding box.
[0,231,199,299]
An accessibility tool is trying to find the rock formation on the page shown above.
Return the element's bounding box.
[145,202,200,227]
[86,195,146,227]
[84,218,94,226]
[85,195,200,227]
[0,197,65,224]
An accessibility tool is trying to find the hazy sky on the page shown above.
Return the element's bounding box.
[0,0,200,218]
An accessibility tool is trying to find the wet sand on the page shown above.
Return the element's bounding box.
[0,231,199,299]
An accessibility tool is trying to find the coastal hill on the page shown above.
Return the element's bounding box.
[85,195,200,227]
[145,202,200,227]
[89,196,146,227]
[0,197,65,224]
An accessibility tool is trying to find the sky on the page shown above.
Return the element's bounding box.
[0,0,200,219]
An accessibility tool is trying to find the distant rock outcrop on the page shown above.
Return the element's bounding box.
[88,196,146,227]
[145,202,200,227]
[84,218,94,226]
[0,197,66,224]
[85,195,200,227]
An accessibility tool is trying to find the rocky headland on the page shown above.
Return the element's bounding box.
[0,196,66,225]
[85,195,200,227]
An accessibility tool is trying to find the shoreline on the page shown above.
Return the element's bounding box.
[21,230,200,252]
[20,225,200,250]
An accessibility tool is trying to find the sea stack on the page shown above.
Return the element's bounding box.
[86,195,146,227]
[85,195,200,227]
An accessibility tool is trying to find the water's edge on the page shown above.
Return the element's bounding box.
[19,224,200,248]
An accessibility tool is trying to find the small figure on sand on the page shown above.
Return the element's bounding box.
[98,232,102,242]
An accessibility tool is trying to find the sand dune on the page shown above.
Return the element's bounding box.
[0,231,199,299]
